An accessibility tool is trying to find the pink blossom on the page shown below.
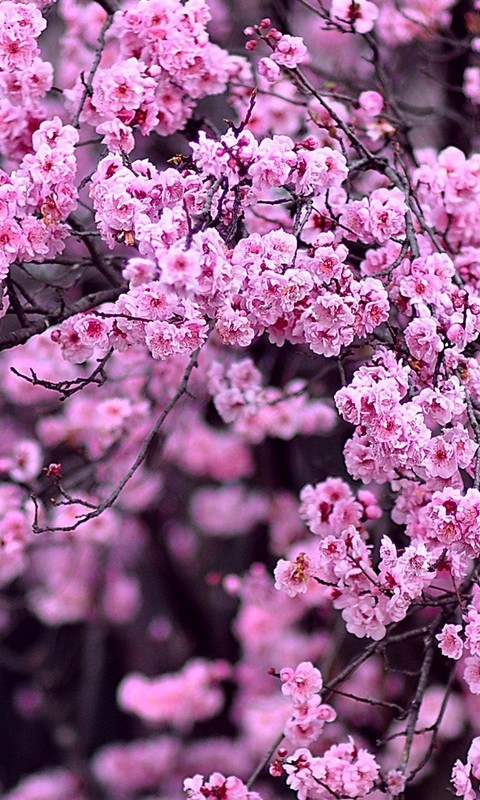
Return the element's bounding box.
[464,656,480,694]
[368,187,406,243]
[274,553,318,597]
[284,696,336,747]
[118,659,226,729]
[384,769,406,796]
[184,773,260,800]
[8,440,42,482]
[257,57,281,83]
[292,145,348,194]
[271,35,308,69]
[451,760,476,800]
[279,662,323,703]
[437,624,464,660]
[358,91,383,116]
[73,315,111,350]
[92,736,179,793]
[405,315,443,363]
[330,0,379,34]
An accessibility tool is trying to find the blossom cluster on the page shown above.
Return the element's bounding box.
[452,737,480,800]
[0,117,78,279]
[0,1,52,160]
[1,0,480,798]
[275,524,436,641]
[57,138,393,368]
[184,773,261,800]
[67,0,237,145]
[282,740,380,800]
[118,659,228,729]
[208,357,336,443]
[278,661,336,747]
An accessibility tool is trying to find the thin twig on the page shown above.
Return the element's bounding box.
[73,14,114,129]
[33,325,213,534]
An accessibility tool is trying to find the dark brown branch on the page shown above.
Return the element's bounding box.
[73,13,114,129]
[91,0,118,12]
[246,623,431,789]
[399,625,437,775]
[0,287,124,353]
[68,216,122,287]
[11,348,114,401]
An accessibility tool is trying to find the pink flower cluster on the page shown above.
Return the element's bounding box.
[341,187,407,245]
[410,487,480,563]
[208,357,336,444]
[190,128,348,196]
[54,285,209,364]
[0,1,45,73]
[376,0,455,46]
[275,524,436,640]
[298,477,381,537]
[0,2,53,160]
[184,773,262,800]
[335,348,476,487]
[0,117,78,279]
[164,409,255,481]
[3,769,83,800]
[283,740,380,800]
[452,737,480,800]
[92,735,179,795]
[118,658,228,730]
[437,591,480,696]
[412,147,480,249]
[330,0,379,35]
[0,438,42,483]
[190,484,269,537]
[68,0,237,143]
[247,21,308,83]
[279,661,336,747]
[58,123,398,370]
[229,228,388,355]
[0,484,34,588]
[26,515,142,625]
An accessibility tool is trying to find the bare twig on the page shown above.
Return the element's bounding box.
[32,325,213,534]
[68,215,122,286]
[11,348,114,401]
[73,14,114,129]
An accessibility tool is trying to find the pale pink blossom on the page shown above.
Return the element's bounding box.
[279,662,323,703]
[330,0,379,34]
[437,624,464,660]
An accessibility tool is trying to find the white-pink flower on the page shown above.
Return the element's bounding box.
[330,0,379,34]
[436,624,464,660]
[280,661,323,703]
